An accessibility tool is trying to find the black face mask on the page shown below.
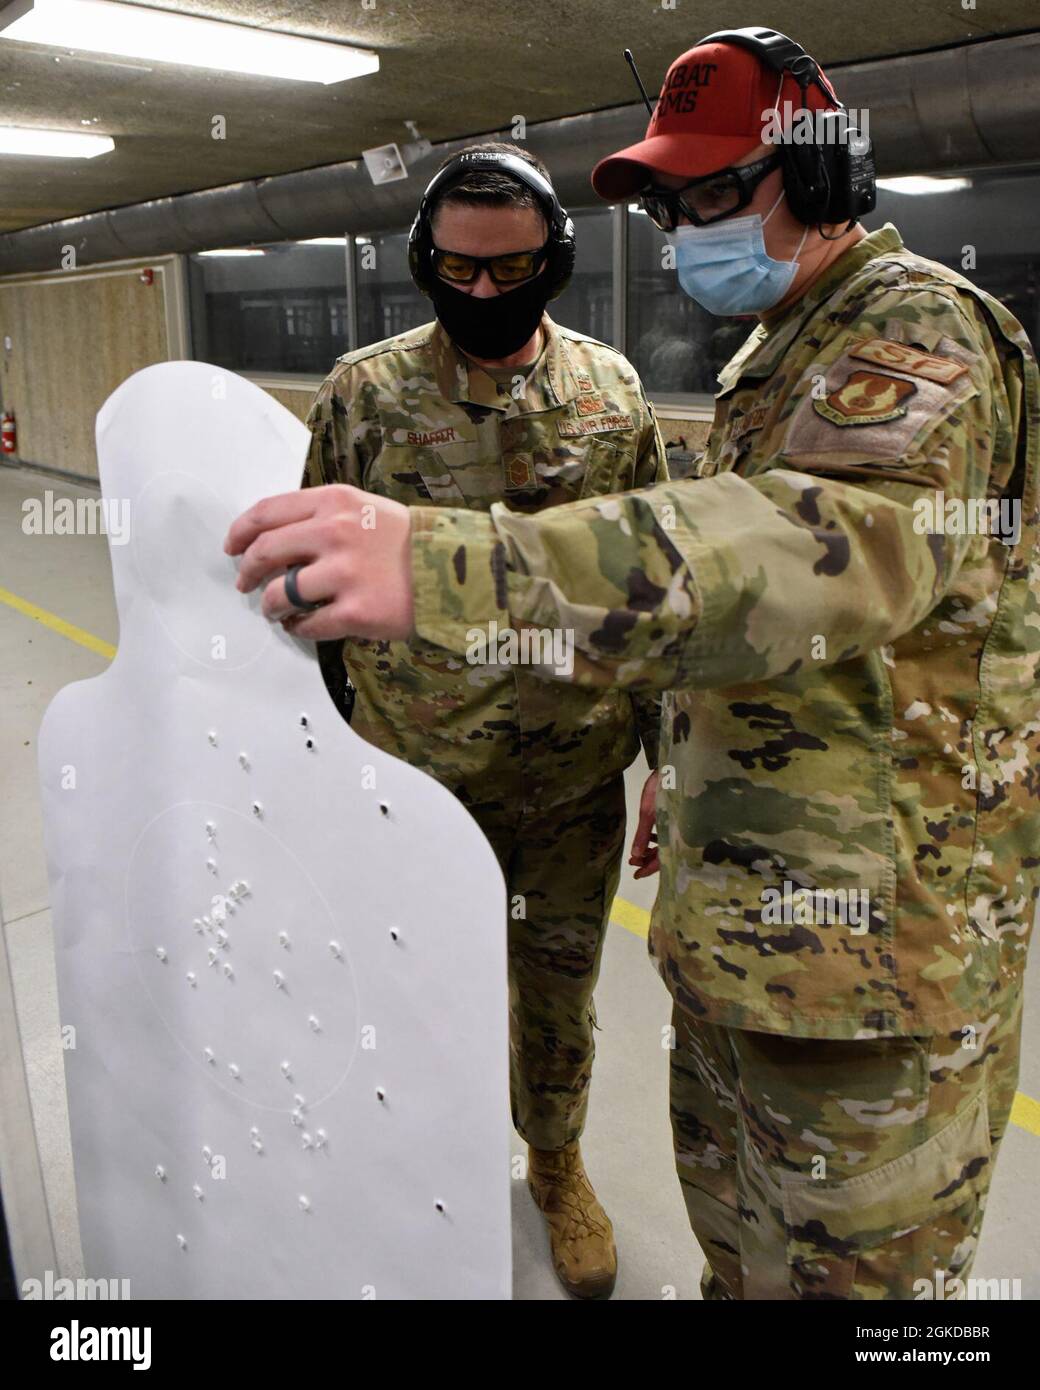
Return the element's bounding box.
[429,271,553,360]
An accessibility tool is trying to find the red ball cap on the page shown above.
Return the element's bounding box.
[592,36,840,199]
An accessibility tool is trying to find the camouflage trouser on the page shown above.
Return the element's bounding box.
[669,986,1023,1300]
[471,776,627,1152]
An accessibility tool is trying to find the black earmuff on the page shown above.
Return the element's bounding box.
[407,151,576,299]
[699,26,876,227]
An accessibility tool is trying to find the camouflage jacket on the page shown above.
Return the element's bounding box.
[304,314,668,811]
[409,225,1040,1039]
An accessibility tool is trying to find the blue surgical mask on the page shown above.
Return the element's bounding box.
[665,191,808,317]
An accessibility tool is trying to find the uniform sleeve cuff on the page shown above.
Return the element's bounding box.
[410,506,511,653]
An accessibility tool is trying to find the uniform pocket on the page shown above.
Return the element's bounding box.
[577,437,629,498]
[780,1089,993,1300]
[364,443,468,504]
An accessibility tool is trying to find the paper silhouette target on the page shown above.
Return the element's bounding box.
[37,363,511,1299]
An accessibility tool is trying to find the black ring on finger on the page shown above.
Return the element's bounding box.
[284,563,325,613]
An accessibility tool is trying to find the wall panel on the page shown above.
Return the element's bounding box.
[0,259,177,481]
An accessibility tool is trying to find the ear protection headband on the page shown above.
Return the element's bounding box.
[407,151,576,298]
[699,26,876,227]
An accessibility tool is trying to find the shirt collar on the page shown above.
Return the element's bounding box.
[431,313,580,413]
[716,223,906,394]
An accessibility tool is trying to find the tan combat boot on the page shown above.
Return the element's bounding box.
[527,1141,617,1299]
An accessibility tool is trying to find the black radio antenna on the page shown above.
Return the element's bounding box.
[623,49,655,117]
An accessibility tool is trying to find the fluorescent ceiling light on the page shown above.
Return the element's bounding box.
[0,124,113,156]
[197,248,265,257]
[300,237,347,245]
[0,0,380,85]
[876,176,972,196]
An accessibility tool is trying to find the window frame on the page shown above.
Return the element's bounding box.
[188,219,716,417]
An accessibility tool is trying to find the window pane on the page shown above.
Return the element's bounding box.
[626,206,747,398]
[865,169,1040,351]
[188,242,349,374]
[354,231,431,345]
[548,208,614,344]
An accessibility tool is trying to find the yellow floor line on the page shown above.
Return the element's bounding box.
[610,893,651,939]
[0,586,116,660]
[610,894,1040,1137]
[1010,1090,1040,1137]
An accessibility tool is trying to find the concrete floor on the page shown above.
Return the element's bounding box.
[1,460,1038,1301]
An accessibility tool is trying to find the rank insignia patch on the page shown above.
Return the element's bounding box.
[504,454,537,489]
[576,393,606,416]
[813,370,917,427]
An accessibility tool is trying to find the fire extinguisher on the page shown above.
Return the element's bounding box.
[1,412,15,456]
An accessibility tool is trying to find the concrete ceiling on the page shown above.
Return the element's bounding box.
[0,0,1036,234]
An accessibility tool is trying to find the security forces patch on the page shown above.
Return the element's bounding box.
[848,337,970,385]
[813,371,917,427]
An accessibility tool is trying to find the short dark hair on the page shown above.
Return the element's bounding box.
[431,141,551,220]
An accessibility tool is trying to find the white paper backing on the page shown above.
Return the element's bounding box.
[36,362,511,1299]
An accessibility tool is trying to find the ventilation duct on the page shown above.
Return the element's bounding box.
[0,33,1036,275]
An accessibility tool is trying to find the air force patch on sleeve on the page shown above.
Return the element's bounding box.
[848,337,971,385]
[781,337,979,467]
[813,370,917,427]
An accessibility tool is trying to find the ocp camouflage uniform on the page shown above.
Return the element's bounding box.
[304,314,668,1149]
[405,225,1040,1297]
